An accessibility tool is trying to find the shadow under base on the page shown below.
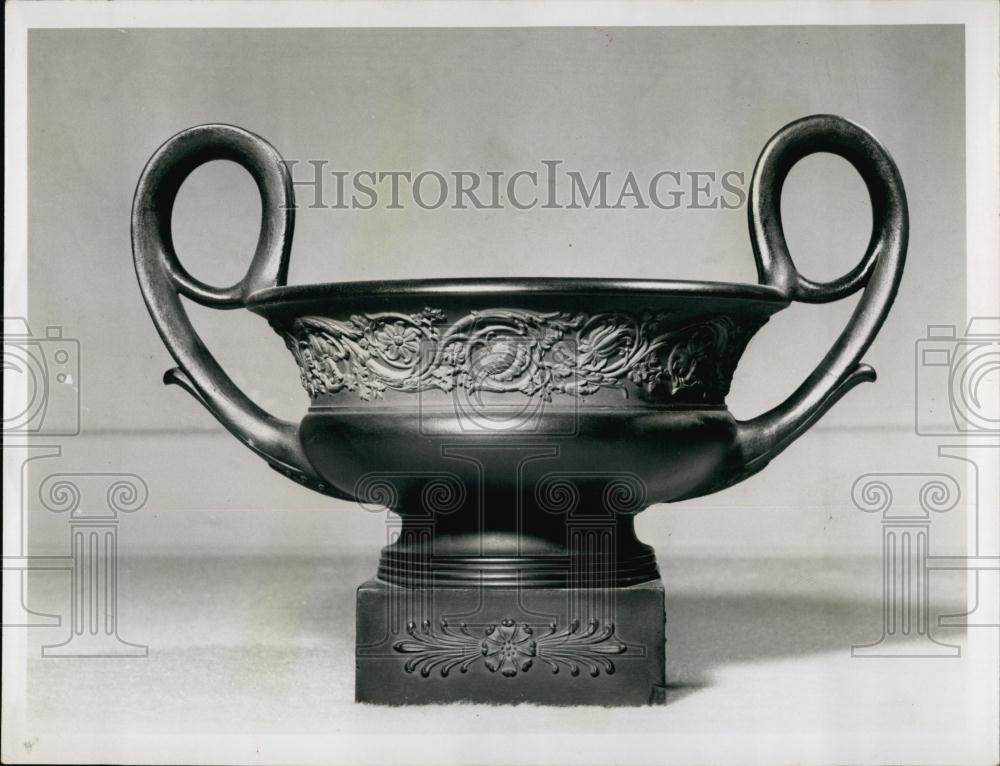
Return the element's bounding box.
[355,577,666,706]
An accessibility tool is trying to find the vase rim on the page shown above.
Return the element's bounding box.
[246,277,790,316]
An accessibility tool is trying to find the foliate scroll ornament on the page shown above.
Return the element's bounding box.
[392,617,627,678]
[279,308,759,403]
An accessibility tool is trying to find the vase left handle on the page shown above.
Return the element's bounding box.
[131,124,348,499]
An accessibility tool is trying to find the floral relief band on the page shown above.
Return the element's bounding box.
[279,309,762,403]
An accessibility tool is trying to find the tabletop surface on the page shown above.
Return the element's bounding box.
[7,551,992,765]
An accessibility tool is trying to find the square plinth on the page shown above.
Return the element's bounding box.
[356,578,665,706]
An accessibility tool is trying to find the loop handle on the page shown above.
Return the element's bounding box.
[734,115,909,477]
[132,124,345,498]
[750,114,906,305]
[135,124,293,307]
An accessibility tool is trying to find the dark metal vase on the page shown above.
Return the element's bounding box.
[132,115,907,704]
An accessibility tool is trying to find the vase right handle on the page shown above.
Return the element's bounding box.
[734,114,908,476]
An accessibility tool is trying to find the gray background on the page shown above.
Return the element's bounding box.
[26,26,965,555]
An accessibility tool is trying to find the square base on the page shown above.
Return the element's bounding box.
[356,578,665,706]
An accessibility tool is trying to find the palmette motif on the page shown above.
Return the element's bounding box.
[279,308,759,403]
[392,617,627,678]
